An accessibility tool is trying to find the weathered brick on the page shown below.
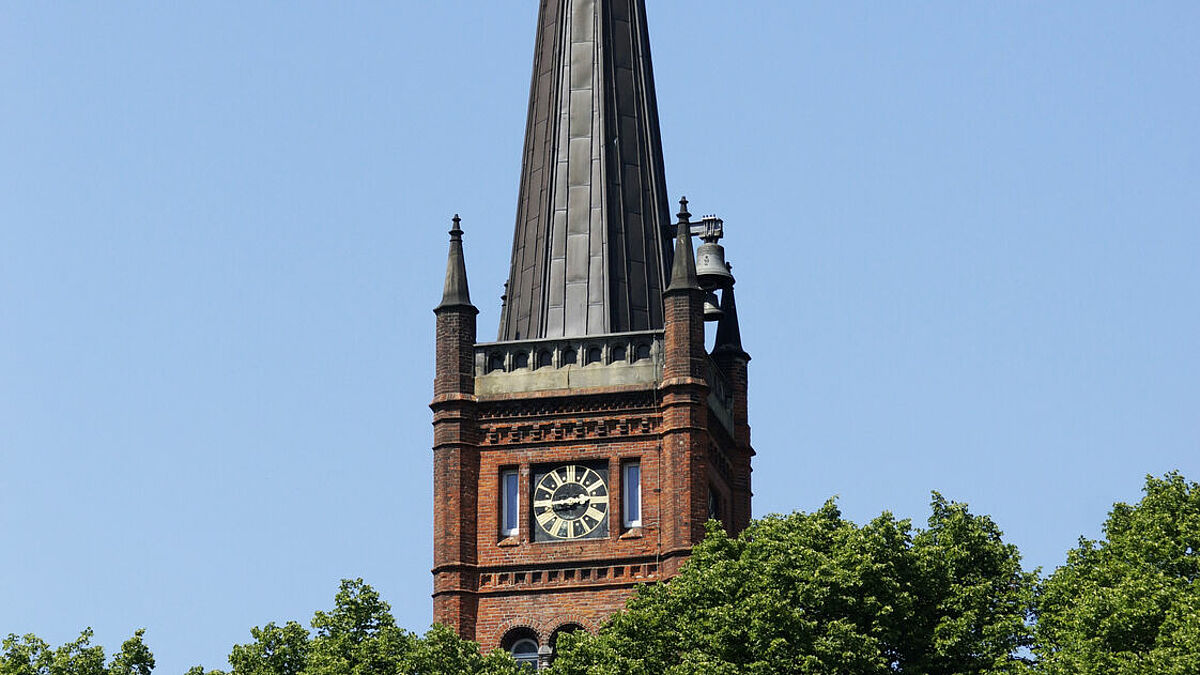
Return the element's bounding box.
[431,276,753,652]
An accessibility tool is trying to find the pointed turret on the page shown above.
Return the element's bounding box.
[667,197,699,292]
[713,265,747,358]
[499,0,674,340]
[430,214,480,631]
[437,215,474,311]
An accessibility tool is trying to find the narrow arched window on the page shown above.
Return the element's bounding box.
[623,462,642,528]
[502,628,541,670]
[511,638,539,668]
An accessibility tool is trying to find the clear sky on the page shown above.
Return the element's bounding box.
[1,2,1197,673]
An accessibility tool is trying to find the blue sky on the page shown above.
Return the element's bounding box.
[1,2,1197,673]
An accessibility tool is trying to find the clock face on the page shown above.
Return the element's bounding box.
[532,464,609,541]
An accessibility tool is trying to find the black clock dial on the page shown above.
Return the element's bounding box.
[532,464,609,540]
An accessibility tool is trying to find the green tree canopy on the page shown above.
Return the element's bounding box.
[14,475,1200,674]
[1,629,154,675]
[550,496,1036,675]
[220,579,522,675]
[1034,472,1200,675]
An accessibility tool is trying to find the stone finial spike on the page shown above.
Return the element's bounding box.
[437,214,474,310]
[713,264,746,356]
[667,197,699,292]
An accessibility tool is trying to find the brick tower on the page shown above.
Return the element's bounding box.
[431,0,752,665]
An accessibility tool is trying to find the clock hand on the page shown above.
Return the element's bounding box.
[550,495,589,509]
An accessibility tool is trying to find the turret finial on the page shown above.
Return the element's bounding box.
[437,214,474,311]
[667,196,699,292]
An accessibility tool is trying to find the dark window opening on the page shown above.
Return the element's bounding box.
[501,628,541,670]
[550,623,585,650]
[708,486,724,522]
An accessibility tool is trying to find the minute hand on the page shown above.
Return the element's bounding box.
[550,495,590,509]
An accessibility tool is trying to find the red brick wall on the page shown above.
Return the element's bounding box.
[431,284,752,651]
[431,306,480,639]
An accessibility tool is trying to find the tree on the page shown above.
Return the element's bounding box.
[550,496,1036,674]
[221,579,523,675]
[1,629,155,675]
[1034,472,1200,674]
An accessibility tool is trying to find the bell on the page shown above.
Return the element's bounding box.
[695,241,734,290]
[703,290,724,321]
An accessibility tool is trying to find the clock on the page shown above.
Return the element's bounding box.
[532,464,609,541]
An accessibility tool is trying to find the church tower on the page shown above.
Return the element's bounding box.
[431,0,752,665]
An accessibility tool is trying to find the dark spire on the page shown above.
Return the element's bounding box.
[499,0,674,340]
[437,215,474,311]
[667,197,698,292]
[713,264,747,357]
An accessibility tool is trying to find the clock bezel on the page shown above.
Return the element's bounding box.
[530,461,611,542]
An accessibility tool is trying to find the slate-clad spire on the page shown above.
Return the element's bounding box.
[438,215,474,310]
[499,0,674,340]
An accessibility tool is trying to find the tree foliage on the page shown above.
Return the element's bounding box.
[550,496,1037,674]
[1,629,154,675]
[9,475,1200,674]
[1034,472,1200,674]
[221,579,522,675]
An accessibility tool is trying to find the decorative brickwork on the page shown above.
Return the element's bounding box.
[430,224,752,653]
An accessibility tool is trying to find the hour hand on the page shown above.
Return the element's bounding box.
[550,495,588,509]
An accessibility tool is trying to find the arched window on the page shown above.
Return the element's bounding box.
[634,343,652,361]
[511,639,539,668]
[502,628,541,670]
[550,623,584,649]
